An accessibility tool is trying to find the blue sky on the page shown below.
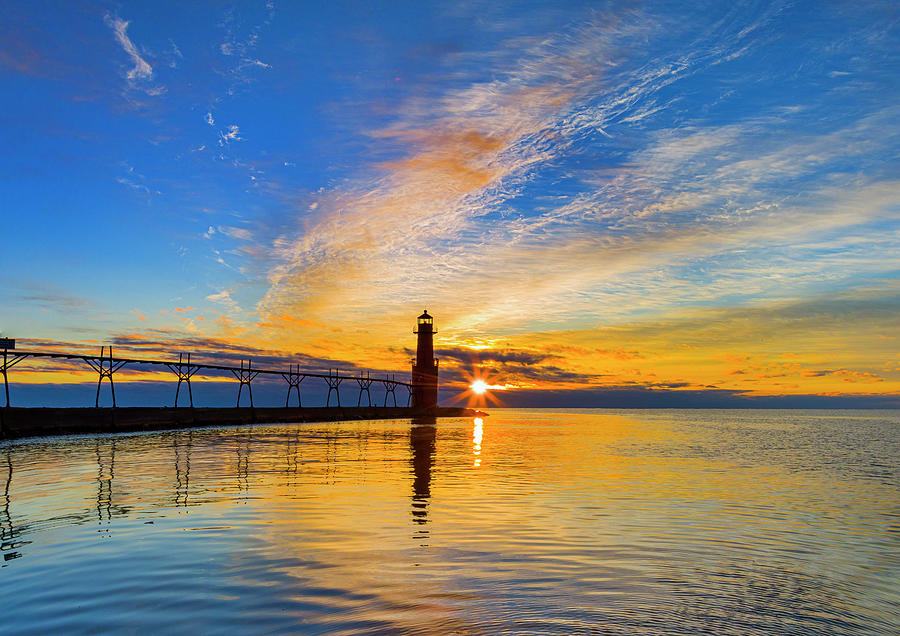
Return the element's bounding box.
[1,1,898,406]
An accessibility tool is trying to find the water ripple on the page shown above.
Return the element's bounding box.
[1,410,898,634]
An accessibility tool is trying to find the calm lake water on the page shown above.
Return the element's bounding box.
[1,409,898,634]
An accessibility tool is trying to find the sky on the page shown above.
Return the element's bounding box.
[1,0,898,407]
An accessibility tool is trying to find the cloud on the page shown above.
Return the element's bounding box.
[253,5,899,344]
[130,1,896,403]
[216,2,276,95]
[10,281,92,313]
[258,27,609,324]
[105,15,152,80]
[206,289,242,313]
[104,13,165,96]
[512,285,900,394]
[218,124,242,145]
[19,293,90,309]
[218,225,252,241]
[434,347,556,366]
[800,368,884,382]
[115,162,156,195]
[116,176,150,194]
[475,386,900,409]
[168,39,182,65]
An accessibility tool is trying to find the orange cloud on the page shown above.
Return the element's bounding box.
[378,129,507,193]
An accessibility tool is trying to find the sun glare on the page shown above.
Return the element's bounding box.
[458,368,510,408]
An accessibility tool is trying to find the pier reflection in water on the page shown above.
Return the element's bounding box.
[173,430,192,507]
[1,450,22,562]
[0,409,898,634]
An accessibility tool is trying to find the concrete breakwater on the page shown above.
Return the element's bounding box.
[0,406,484,440]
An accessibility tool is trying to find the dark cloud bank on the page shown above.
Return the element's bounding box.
[8,382,898,409]
[460,387,900,409]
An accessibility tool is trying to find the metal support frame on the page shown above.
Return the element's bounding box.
[281,364,304,407]
[166,353,200,407]
[383,375,399,407]
[2,347,28,408]
[325,369,343,407]
[356,372,374,407]
[406,383,414,407]
[85,346,128,408]
[231,360,259,408]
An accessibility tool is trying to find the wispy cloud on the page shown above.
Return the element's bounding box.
[20,293,90,310]
[217,225,253,241]
[207,289,241,313]
[259,25,614,324]
[115,162,159,196]
[393,284,896,399]
[216,2,275,94]
[104,13,165,96]
[255,4,899,348]
[10,281,92,312]
[218,124,242,146]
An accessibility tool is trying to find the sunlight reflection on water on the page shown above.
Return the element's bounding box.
[1,409,898,634]
[473,416,483,467]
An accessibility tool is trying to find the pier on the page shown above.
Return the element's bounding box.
[1,343,413,409]
[0,312,478,440]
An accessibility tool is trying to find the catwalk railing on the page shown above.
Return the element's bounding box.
[1,346,412,408]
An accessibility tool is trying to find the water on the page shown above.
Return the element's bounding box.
[1,409,898,634]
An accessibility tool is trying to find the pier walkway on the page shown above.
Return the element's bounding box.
[0,406,482,440]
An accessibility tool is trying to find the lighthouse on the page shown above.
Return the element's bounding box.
[411,310,439,408]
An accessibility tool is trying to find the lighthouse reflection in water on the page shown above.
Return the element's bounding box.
[410,416,436,532]
[2,409,898,634]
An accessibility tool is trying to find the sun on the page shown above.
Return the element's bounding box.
[449,358,512,408]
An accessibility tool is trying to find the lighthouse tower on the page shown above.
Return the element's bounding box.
[411,310,439,408]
